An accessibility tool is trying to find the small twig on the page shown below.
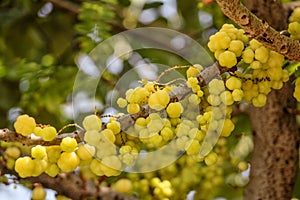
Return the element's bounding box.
[58,123,84,134]
[164,78,187,86]
[155,66,190,83]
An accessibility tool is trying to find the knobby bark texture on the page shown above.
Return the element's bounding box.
[244,0,287,30]
[246,84,299,200]
[216,0,300,199]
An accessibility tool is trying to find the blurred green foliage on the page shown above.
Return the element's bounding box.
[0,0,216,128]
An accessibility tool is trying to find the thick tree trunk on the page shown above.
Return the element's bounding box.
[244,0,287,30]
[244,0,299,199]
[246,84,299,199]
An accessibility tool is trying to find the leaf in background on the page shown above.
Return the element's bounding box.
[286,61,300,76]
[75,0,117,53]
[143,1,164,9]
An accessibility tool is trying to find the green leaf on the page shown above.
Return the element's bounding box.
[144,2,164,9]
[285,61,300,75]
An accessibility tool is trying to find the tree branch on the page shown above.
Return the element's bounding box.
[0,63,231,199]
[0,61,236,199]
[0,129,84,146]
[0,63,229,145]
[47,0,79,14]
[215,0,300,62]
[26,173,137,200]
[0,162,137,200]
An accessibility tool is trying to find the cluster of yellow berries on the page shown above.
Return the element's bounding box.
[11,114,97,179]
[208,24,248,68]
[115,65,236,166]
[208,23,289,107]
[14,135,84,178]
[240,39,289,106]
[110,140,229,200]
[83,114,139,176]
[14,114,57,140]
[6,20,294,200]
[117,81,173,114]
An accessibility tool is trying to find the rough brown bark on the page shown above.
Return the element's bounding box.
[245,2,299,199]
[245,1,299,199]
[246,84,299,200]
[216,0,300,199]
[244,0,287,30]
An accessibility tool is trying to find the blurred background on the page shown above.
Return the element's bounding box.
[0,0,230,129]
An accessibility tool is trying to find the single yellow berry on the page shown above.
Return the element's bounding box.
[57,152,79,172]
[14,114,36,136]
[204,152,218,166]
[33,127,43,136]
[166,102,184,118]
[148,90,170,111]
[218,51,237,68]
[228,40,244,57]
[232,89,244,101]
[117,98,127,108]
[32,186,46,200]
[101,129,116,143]
[82,115,102,131]
[45,163,60,177]
[76,144,95,160]
[242,48,254,63]
[15,156,34,178]
[106,120,121,134]
[114,179,133,194]
[31,145,47,159]
[226,76,242,90]
[60,137,78,152]
[127,103,140,114]
[255,46,269,63]
[4,146,21,159]
[41,126,57,141]
[186,66,201,78]
[221,118,235,137]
